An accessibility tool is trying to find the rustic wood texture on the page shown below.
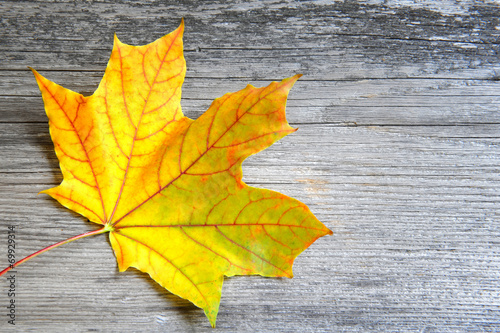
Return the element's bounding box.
[1,0,499,332]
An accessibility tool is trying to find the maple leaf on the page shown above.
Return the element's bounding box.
[2,20,332,327]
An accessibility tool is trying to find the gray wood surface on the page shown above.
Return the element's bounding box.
[1,0,499,332]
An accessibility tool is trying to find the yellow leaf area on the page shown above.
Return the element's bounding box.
[33,20,332,327]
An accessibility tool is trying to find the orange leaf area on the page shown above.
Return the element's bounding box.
[32,20,332,327]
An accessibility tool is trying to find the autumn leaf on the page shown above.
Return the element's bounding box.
[3,20,332,327]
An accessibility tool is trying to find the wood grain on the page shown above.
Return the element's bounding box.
[1,0,499,332]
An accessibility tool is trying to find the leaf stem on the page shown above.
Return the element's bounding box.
[0,226,109,277]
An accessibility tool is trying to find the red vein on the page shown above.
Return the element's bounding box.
[141,50,152,88]
[54,142,89,163]
[117,44,137,131]
[135,112,176,141]
[49,192,102,222]
[205,194,230,225]
[142,85,181,116]
[47,121,76,132]
[177,119,190,174]
[205,94,236,150]
[65,168,98,189]
[214,226,291,277]
[102,83,128,158]
[277,206,303,225]
[212,129,295,149]
[184,156,243,176]
[232,197,269,225]
[82,121,94,144]
[261,225,292,250]
[179,227,251,273]
[115,222,326,232]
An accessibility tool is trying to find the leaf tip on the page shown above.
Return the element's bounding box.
[289,73,303,84]
[177,18,185,36]
[290,74,302,85]
[279,74,302,92]
[113,32,121,46]
[38,188,52,196]
[204,307,218,328]
[29,66,43,82]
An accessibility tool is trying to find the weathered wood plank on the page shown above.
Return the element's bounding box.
[2,1,500,78]
[3,76,500,126]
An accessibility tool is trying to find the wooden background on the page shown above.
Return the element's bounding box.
[1,0,499,332]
